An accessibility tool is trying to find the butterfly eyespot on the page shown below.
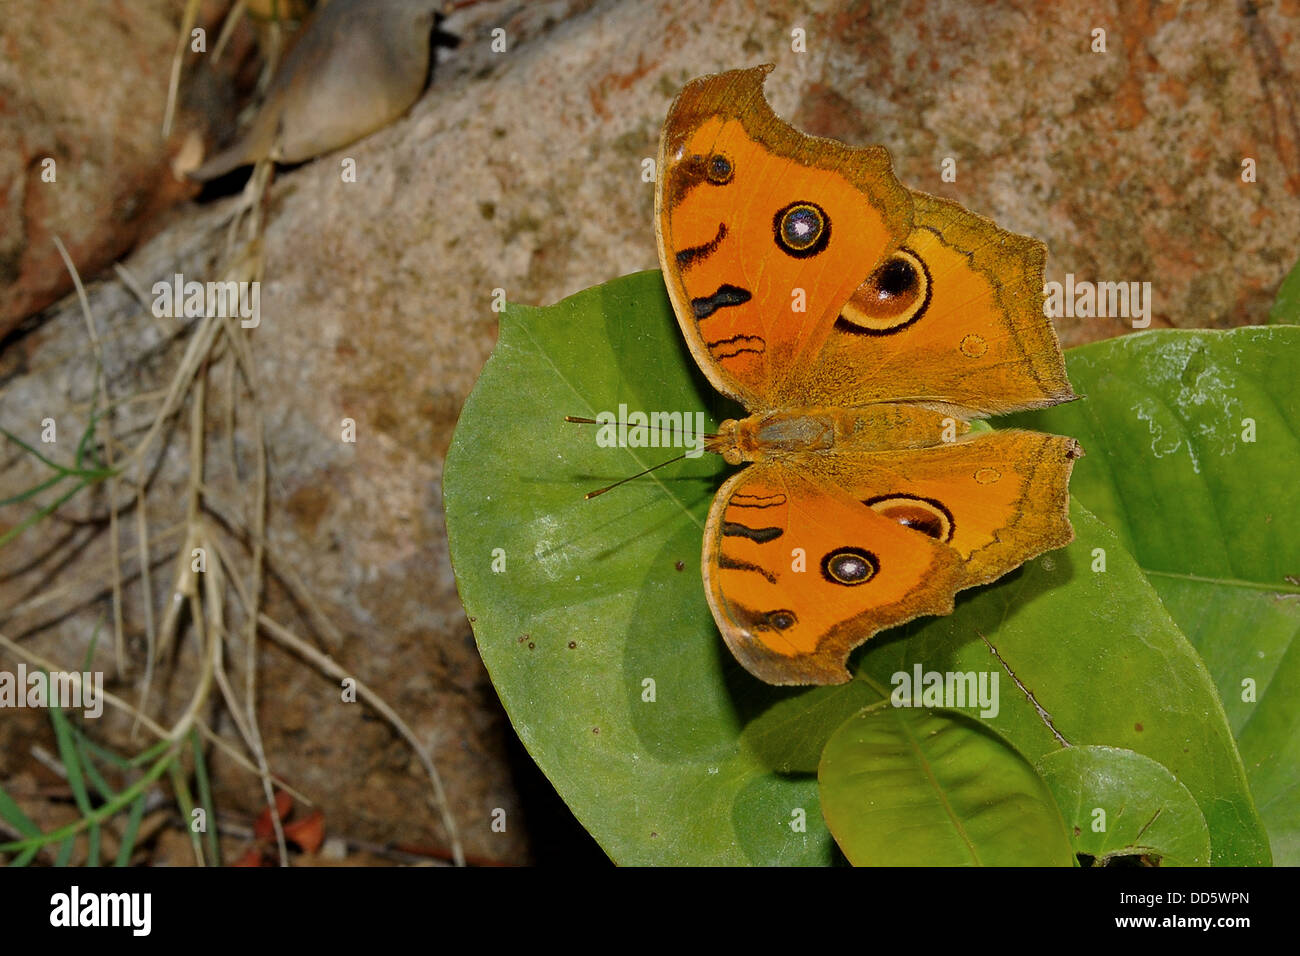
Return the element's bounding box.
[974,467,1001,485]
[706,153,734,184]
[876,257,918,297]
[765,609,798,630]
[960,333,987,358]
[838,248,932,334]
[865,494,954,543]
[820,547,879,586]
[773,201,830,258]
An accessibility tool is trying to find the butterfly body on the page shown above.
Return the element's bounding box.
[708,405,969,465]
[655,66,1081,686]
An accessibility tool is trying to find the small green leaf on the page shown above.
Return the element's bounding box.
[1036,745,1210,867]
[819,704,1074,866]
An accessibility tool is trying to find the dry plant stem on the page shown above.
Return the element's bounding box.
[58,390,169,428]
[256,18,286,100]
[164,375,218,747]
[111,263,153,311]
[129,283,232,720]
[107,274,161,684]
[153,366,218,865]
[123,310,221,473]
[28,744,66,779]
[211,0,247,63]
[131,482,157,733]
[135,518,199,725]
[51,236,126,678]
[201,494,345,649]
[163,0,204,139]
[133,357,209,736]
[210,288,284,865]
[203,536,288,867]
[224,353,238,483]
[112,263,176,346]
[226,166,272,259]
[256,614,467,867]
[209,601,258,765]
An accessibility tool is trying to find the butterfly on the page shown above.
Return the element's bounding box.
[654,65,1081,686]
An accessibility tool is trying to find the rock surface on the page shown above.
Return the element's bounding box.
[0,0,253,337]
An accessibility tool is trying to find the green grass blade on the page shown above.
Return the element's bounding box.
[168,761,205,866]
[0,470,68,507]
[190,729,219,865]
[113,793,148,867]
[10,845,41,867]
[0,426,79,475]
[0,785,41,838]
[50,707,94,817]
[53,835,75,866]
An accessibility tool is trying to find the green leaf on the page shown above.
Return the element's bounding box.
[819,704,1074,865]
[445,271,1269,865]
[1270,258,1300,324]
[1036,745,1210,866]
[1009,328,1299,864]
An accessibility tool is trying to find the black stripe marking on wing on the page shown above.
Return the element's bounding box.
[707,333,765,360]
[721,522,784,543]
[730,492,788,509]
[692,284,752,320]
[718,553,777,583]
[675,223,728,269]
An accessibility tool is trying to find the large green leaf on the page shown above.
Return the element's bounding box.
[819,704,1074,866]
[1009,328,1299,863]
[445,271,1269,865]
[1036,745,1210,866]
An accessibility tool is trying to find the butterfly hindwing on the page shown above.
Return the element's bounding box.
[702,430,1079,685]
[812,427,1081,588]
[702,462,965,685]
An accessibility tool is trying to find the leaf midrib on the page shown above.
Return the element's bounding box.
[1141,568,1300,596]
[512,317,706,531]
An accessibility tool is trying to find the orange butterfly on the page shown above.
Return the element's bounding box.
[654,66,1081,685]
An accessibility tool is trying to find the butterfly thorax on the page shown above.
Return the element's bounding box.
[709,405,969,465]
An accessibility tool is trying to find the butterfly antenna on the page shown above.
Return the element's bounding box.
[582,451,690,499]
[563,415,719,441]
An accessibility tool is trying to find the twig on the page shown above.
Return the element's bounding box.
[162,0,203,138]
[51,235,126,679]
